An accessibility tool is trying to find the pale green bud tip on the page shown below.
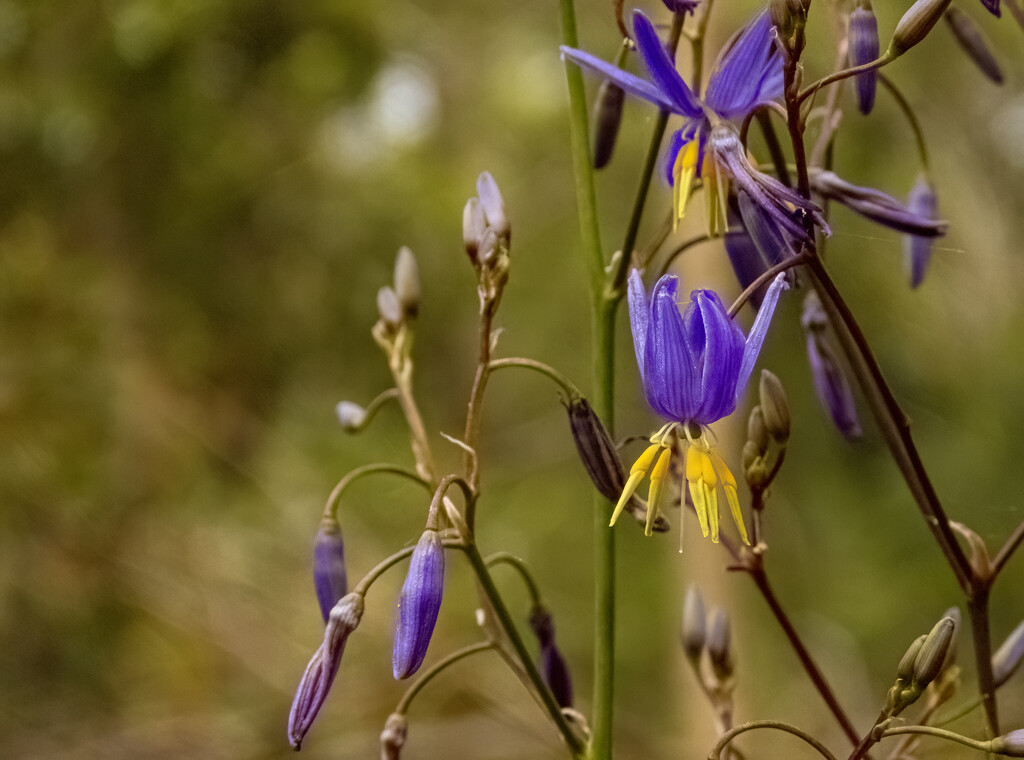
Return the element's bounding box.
[897,634,926,681]
[681,585,707,660]
[913,616,956,688]
[394,247,420,318]
[336,401,367,431]
[380,712,408,760]
[991,730,1024,757]
[707,608,733,679]
[887,0,953,57]
[758,370,791,442]
[377,286,402,327]
[747,407,769,452]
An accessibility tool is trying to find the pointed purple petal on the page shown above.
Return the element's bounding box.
[705,11,783,118]
[735,273,788,399]
[632,11,704,117]
[645,275,700,421]
[627,269,649,383]
[692,291,745,423]
[560,46,676,111]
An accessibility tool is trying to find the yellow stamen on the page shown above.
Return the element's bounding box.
[710,450,750,545]
[610,443,662,527]
[645,447,672,536]
[685,447,710,538]
[672,140,700,230]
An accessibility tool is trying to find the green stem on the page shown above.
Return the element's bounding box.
[798,52,895,106]
[708,720,839,760]
[395,642,494,715]
[323,463,431,521]
[879,725,993,753]
[486,552,543,606]
[487,357,581,397]
[353,540,460,596]
[993,519,1024,577]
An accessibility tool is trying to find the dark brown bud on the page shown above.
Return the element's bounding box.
[944,8,1003,84]
[592,79,625,170]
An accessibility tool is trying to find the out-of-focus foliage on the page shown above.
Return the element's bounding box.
[3,0,1024,757]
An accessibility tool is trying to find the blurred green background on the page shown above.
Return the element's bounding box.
[3,0,1024,757]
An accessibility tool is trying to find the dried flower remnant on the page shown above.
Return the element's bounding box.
[810,170,947,237]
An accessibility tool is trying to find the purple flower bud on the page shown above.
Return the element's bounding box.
[810,170,947,237]
[992,620,1024,687]
[313,516,348,623]
[802,294,862,439]
[288,592,365,750]
[393,529,445,680]
[992,730,1024,757]
[681,585,706,661]
[849,2,880,114]
[903,174,939,289]
[335,400,367,431]
[475,171,509,240]
[945,8,1004,84]
[529,605,574,708]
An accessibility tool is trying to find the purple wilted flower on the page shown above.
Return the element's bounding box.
[561,10,823,236]
[903,174,940,288]
[849,1,880,114]
[529,605,574,708]
[810,170,947,237]
[611,269,788,541]
[393,528,445,680]
[802,293,861,439]
[313,515,348,623]
[288,592,365,750]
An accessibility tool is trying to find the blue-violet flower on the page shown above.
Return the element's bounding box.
[393,528,445,680]
[802,293,861,439]
[611,269,788,542]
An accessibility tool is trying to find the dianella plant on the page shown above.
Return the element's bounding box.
[286,0,1024,758]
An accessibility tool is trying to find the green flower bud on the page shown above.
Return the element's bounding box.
[897,634,927,681]
[758,370,791,443]
[887,0,953,58]
[913,616,956,689]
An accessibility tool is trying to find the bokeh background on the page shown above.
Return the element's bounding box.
[3,0,1024,757]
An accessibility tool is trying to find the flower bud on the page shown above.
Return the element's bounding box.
[849,2,880,114]
[707,608,734,680]
[913,616,956,689]
[336,400,367,431]
[747,407,769,453]
[288,592,365,749]
[377,286,403,327]
[463,197,486,262]
[759,370,791,443]
[393,529,446,680]
[939,606,961,673]
[991,730,1024,757]
[592,79,625,170]
[380,712,408,760]
[897,634,927,681]
[681,585,707,662]
[475,171,509,240]
[802,294,862,439]
[394,246,420,319]
[945,9,1003,84]
[903,174,939,289]
[992,620,1024,687]
[313,515,348,623]
[979,0,1001,17]
[809,170,947,237]
[529,605,574,708]
[888,0,954,58]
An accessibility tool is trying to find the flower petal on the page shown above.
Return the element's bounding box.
[631,11,703,117]
[627,269,649,382]
[735,272,788,399]
[560,46,676,111]
[705,10,782,118]
[645,275,700,420]
[692,290,745,423]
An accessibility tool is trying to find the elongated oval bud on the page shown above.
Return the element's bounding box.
[903,174,939,289]
[992,620,1024,687]
[912,616,956,689]
[707,608,734,680]
[592,79,625,170]
[476,171,509,240]
[945,8,1003,84]
[377,286,402,327]
[849,2,880,114]
[393,529,446,679]
[313,515,348,623]
[394,246,420,318]
[463,198,485,262]
[529,605,574,707]
[888,0,954,58]
[681,585,707,661]
[897,634,927,681]
[759,370,790,444]
[992,730,1024,757]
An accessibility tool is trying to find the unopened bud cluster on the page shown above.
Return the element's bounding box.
[885,615,957,716]
[463,171,512,307]
[681,586,737,717]
[742,370,791,491]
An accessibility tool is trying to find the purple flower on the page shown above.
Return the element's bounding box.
[393,529,445,680]
[561,10,822,236]
[611,269,788,541]
[529,605,574,708]
[903,174,940,288]
[802,293,861,439]
[849,2,880,114]
[288,592,365,750]
[313,516,348,624]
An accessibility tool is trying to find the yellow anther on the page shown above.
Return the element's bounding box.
[610,443,663,527]
[672,140,700,230]
[710,451,749,545]
[686,447,710,538]
[630,443,662,475]
[645,447,672,536]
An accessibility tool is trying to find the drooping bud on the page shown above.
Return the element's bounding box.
[706,608,734,680]
[313,515,348,623]
[393,529,446,680]
[288,592,365,749]
[802,293,862,439]
[564,394,669,532]
[394,246,420,319]
[991,730,1024,757]
[849,2,880,114]
[809,170,947,237]
[747,407,769,453]
[380,712,408,760]
[336,400,368,432]
[913,616,956,689]
[681,585,707,662]
[377,286,403,328]
[592,79,625,170]
[887,0,954,58]
[759,370,791,444]
[529,604,575,708]
[903,174,940,289]
[475,171,510,241]
[462,197,486,262]
[737,191,793,268]
[992,620,1024,687]
[945,9,1003,84]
